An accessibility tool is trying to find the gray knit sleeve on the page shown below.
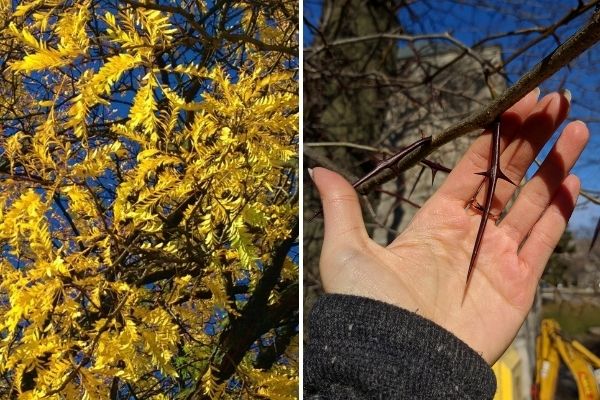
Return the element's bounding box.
[304,294,496,399]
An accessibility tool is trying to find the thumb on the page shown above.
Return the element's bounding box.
[310,167,368,246]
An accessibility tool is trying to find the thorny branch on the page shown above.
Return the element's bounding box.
[305,4,600,292]
[305,141,452,180]
[316,6,600,194]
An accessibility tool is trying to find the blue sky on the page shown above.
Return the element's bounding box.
[303,0,600,236]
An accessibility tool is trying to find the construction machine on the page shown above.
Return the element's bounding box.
[533,319,600,400]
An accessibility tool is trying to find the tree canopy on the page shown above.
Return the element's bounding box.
[0,0,298,399]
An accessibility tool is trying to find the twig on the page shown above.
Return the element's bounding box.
[121,0,297,56]
[44,294,129,396]
[580,189,600,205]
[534,158,600,206]
[303,147,358,182]
[306,32,490,69]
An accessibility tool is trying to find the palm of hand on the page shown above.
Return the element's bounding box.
[323,197,532,363]
[314,90,588,364]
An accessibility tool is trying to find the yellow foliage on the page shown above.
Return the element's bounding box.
[239,356,299,400]
[7,0,90,73]
[0,0,298,398]
[67,54,143,139]
[128,73,159,143]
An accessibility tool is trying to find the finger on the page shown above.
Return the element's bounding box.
[500,121,588,244]
[518,174,579,284]
[437,88,540,202]
[473,91,570,213]
[310,167,368,245]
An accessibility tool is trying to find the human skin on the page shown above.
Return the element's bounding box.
[310,89,589,364]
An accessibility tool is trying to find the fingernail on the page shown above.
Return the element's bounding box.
[560,88,571,105]
[307,168,314,181]
[533,87,540,98]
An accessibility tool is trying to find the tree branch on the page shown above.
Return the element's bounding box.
[188,221,299,399]
[121,0,297,56]
[314,7,600,194]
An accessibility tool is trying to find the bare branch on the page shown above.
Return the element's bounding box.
[353,7,600,192]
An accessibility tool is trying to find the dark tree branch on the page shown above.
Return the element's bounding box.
[120,0,297,56]
[188,221,299,399]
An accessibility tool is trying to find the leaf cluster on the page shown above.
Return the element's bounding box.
[0,0,298,398]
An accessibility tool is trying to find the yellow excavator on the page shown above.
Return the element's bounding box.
[533,319,600,400]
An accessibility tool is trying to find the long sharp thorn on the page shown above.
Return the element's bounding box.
[352,136,432,191]
[466,120,502,284]
[497,169,517,186]
[409,166,426,198]
[467,213,490,283]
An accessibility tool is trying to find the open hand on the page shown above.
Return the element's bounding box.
[310,89,588,363]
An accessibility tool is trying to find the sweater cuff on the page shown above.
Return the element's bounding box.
[305,294,496,399]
